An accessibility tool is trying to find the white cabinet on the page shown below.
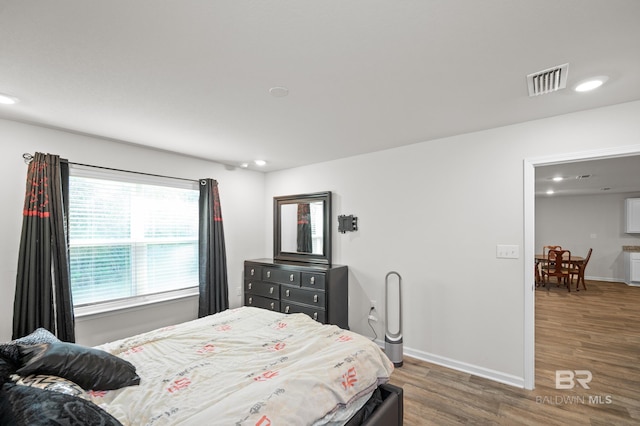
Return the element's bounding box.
[632,253,640,283]
[625,198,640,233]
[624,252,640,286]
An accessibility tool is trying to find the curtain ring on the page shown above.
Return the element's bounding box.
[200,179,207,185]
[23,153,33,164]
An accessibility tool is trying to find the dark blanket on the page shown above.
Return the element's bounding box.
[0,382,123,426]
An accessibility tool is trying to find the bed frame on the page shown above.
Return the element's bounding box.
[346,383,404,426]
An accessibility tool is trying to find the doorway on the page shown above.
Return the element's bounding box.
[523,144,640,389]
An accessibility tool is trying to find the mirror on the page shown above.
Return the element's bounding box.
[274,191,331,265]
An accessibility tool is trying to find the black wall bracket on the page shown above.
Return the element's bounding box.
[338,215,358,233]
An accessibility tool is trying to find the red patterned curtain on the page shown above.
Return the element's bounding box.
[297,203,312,253]
[198,179,228,317]
[13,152,75,341]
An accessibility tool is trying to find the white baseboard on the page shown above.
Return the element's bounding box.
[585,275,620,282]
[585,276,640,286]
[374,339,524,389]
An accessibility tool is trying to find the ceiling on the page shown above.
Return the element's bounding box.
[536,155,640,197]
[1,1,640,172]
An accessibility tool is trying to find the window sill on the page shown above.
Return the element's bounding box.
[74,288,199,319]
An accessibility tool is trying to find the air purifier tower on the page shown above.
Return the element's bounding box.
[384,271,403,367]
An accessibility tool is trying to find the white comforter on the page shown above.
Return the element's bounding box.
[89,306,394,425]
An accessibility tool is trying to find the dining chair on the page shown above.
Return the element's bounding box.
[542,245,562,257]
[569,248,592,291]
[542,249,572,291]
[536,245,562,285]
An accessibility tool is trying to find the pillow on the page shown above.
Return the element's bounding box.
[11,374,86,398]
[0,382,123,426]
[17,342,140,391]
[0,328,59,364]
[0,358,16,384]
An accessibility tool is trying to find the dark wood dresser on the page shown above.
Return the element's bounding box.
[243,258,349,329]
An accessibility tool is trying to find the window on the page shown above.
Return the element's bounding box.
[310,202,324,254]
[68,165,199,313]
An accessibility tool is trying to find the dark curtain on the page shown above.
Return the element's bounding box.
[13,153,75,342]
[297,203,312,253]
[198,179,229,317]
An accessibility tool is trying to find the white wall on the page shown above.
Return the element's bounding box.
[536,192,640,281]
[265,100,640,386]
[0,119,266,346]
[3,100,640,385]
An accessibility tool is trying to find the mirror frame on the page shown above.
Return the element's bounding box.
[274,191,332,265]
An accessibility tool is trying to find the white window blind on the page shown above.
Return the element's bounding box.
[310,202,324,254]
[68,165,199,310]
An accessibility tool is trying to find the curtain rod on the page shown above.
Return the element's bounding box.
[22,153,199,184]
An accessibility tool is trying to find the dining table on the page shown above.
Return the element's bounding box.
[534,254,584,263]
[534,253,584,285]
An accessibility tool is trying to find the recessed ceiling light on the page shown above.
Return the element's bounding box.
[269,86,289,97]
[574,76,609,92]
[254,159,267,166]
[546,190,555,195]
[0,93,18,105]
[552,176,563,182]
[239,163,249,168]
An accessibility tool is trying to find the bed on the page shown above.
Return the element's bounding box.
[1,306,403,425]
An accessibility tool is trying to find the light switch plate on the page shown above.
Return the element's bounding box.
[497,244,520,259]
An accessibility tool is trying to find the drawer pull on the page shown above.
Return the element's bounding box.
[313,312,318,321]
[313,294,318,303]
[248,297,253,304]
[250,268,255,276]
[266,271,271,278]
[248,282,252,290]
[269,287,274,294]
[289,274,294,282]
[270,302,275,310]
[285,306,290,313]
[285,289,290,297]
[310,276,315,285]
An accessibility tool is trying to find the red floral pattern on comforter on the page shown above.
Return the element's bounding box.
[89,307,394,425]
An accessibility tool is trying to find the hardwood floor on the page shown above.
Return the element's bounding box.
[388,280,640,425]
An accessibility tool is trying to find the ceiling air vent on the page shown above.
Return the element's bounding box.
[576,174,591,179]
[527,63,569,96]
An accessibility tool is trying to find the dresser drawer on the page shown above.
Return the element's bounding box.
[244,259,348,329]
[263,268,300,285]
[301,272,326,290]
[281,285,325,308]
[245,294,280,311]
[281,302,326,323]
[244,280,279,299]
[244,264,262,279]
